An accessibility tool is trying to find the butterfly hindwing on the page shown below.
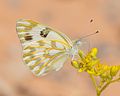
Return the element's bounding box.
[16,19,72,76]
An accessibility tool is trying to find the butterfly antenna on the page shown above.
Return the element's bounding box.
[79,31,99,39]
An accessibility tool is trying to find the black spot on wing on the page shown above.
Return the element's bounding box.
[40,27,51,38]
[25,36,32,40]
[25,33,33,41]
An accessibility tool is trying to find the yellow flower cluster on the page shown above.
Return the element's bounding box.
[71,48,120,81]
[71,48,120,96]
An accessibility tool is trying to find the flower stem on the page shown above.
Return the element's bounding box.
[89,74,99,95]
[98,78,120,96]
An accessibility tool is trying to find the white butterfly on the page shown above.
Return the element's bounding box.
[16,19,83,77]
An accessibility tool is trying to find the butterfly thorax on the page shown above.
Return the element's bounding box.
[67,40,82,59]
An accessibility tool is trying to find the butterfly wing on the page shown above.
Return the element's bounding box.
[16,19,73,76]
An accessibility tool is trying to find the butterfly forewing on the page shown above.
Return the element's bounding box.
[16,19,72,76]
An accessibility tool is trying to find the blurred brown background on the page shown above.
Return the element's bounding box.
[0,0,120,96]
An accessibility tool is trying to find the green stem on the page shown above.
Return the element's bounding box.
[97,92,101,96]
[99,82,110,95]
[89,74,99,95]
[111,78,120,83]
[99,78,120,95]
[90,75,120,96]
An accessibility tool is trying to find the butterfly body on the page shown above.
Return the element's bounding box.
[16,19,81,76]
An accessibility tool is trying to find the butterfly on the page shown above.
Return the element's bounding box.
[16,19,84,77]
